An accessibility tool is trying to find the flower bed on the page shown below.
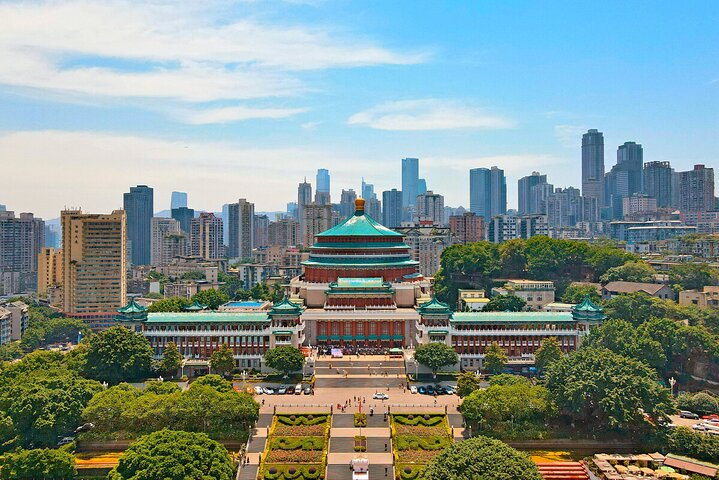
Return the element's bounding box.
[354,413,367,427]
[273,424,327,437]
[269,436,324,451]
[354,435,367,452]
[394,435,451,451]
[263,464,323,479]
[393,424,448,437]
[391,413,452,479]
[396,449,442,463]
[393,414,444,427]
[265,450,324,463]
[276,414,328,426]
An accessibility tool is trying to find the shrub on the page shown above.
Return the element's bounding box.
[354,413,367,427]
[393,414,444,427]
[269,436,324,451]
[263,464,322,479]
[395,435,451,451]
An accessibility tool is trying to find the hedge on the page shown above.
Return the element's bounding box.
[276,414,328,426]
[393,414,444,427]
[263,464,323,479]
[395,435,452,451]
[269,436,324,451]
[397,464,426,480]
[354,413,367,427]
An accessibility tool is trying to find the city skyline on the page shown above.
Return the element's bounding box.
[2,1,719,218]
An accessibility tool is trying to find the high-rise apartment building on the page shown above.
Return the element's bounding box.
[469,166,506,221]
[151,217,181,265]
[643,161,674,208]
[530,182,555,215]
[677,165,715,213]
[268,219,300,247]
[316,169,330,194]
[159,233,188,266]
[605,142,644,219]
[382,189,403,228]
[340,189,358,219]
[487,214,548,243]
[449,212,485,244]
[300,204,333,247]
[297,179,313,237]
[581,129,605,204]
[191,212,223,260]
[0,211,45,276]
[60,210,126,313]
[170,191,188,210]
[416,191,445,225]
[171,206,194,235]
[366,198,382,221]
[228,199,255,260]
[123,185,153,265]
[418,178,427,196]
[401,157,419,208]
[254,214,270,249]
[361,178,377,201]
[546,187,582,228]
[622,194,658,217]
[518,172,548,215]
[37,247,63,302]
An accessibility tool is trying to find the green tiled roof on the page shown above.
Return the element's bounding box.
[117,298,147,314]
[272,330,293,335]
[417,297,452,316]
[183,300,208,311]
[572,295,603,312]
[269,296,303,316]
[145,312,269,324]
[451,312,576,323]
[316,210,403,238]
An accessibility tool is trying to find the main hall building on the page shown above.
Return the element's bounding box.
[120,199,606,371]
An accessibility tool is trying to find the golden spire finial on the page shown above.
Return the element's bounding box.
[355,197,365,213]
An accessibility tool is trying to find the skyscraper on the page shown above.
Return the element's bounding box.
[123,185,153,265]
[171,206,194,235]
[191,212,223,260]
[366,198,382,221]
[382,189,403,228]
[361,178,377,200]
[297,179,313,235]
[416,191,445,225]
[643,161,674,208]
[300,204,333,247]
[469,166,506,220]
[418,178,427,196]
[449,212,485,244]
[268,219,300,247]
[340,189,357,218]
[581,129,605,204]
[150,217,181,265]
[60,210,126,313]
[518,172,548,214]
[401,158,419,208]
[315,169,331,205]
[605,141,644,219]
[228,199,255,260]
[170,191,188,210]
[0,211,44,294]
[676,165,715,213]
[254,214,269,248]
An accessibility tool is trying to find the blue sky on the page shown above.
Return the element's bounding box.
[1,0,717,219]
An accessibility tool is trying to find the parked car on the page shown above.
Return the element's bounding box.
[295,383,302,395]
[372,392,389,400]
[303,384,312,395]
[691,424,706,431]
[57,436,75,447]
[254,386,263,395]
[418,386,427,395]
[409,385,418,394]
[702,414,719,421]
[74,423,95,433]
[680,410,700,419]
[284,385,294,394]
[426,385,435,395]
[263,387,275,395]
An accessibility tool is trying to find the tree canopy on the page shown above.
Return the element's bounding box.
[456,371,481,398]
[191,289,229,310]
[421,436,542,480]
[160,342,182,377]
[147,297,191,313]
[483,294,526,312]
[263,346,305,376]
[0,448,76,479]
[545,347,674,434]
[84,326,154,385]
[108,429,234,480]
[561,284,601,304]
[534,337,563,375]
[599,261,656,284]
[414,343,459,375]
[19,317,90,352]
[209,344,235,376]
[483,342,507,375]
[669,263,719,292]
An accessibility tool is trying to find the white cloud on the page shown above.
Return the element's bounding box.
[553,124,588,148]
[0,130,387,218]
[347,99,514,131]
[0,1,427,106]
[178,105,307,125]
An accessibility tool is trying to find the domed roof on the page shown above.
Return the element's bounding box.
[316,198,402,238]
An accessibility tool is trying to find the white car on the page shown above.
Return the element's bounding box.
[409,385,418,394]
[263,387,275,395]
[372,392,389,400]
[254,386,263,395]
[692,424,706,431]
[277,385,287,394]
[295,383,302,395]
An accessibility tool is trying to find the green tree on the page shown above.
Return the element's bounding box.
[217,272,243,300]
[483,294,527,312]
[160,342,182,377]
[0,448,76,479]
[20,317,90,351]
[144,381,181,395]
[561,284,601,304]
[488,373,530,387]
[586,243,638,281]
[422,436,542,480]
[456,371,482,398]
[81,384,143,434]
[434,242,502,308]
[147,297,191,313]
[666,426,719,463]
[669,263,719,291]
[108,429,234,480]
[534,337,563,375]
[483,342,507,375]
[461,383,551,439]
[209,345,235,376]
[263,346,305,377]
[584,319,667,373]
[191,289,230,310]
[84,326,154,385]
[677,392,719,416]
[499,239,527,278]
[414,343,459,377]
[190,374,234,393]
[181,270,206,280]
[599,261,656,284]
[603,292,674,326]
[545,347,674,434]
[0,342,23,362]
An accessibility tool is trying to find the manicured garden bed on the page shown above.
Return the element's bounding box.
[391,414,452,479]
[354,412,367,427]
[354,435,367,452]
[261,414,330,479]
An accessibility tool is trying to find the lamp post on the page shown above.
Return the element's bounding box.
[669,377,676,397]
[77,330,83,345]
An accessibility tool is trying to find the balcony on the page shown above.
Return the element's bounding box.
[451,328,577,336]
